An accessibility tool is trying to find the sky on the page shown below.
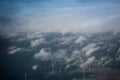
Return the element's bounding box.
[0,0,120,33]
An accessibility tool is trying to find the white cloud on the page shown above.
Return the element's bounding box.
[59,36,74,45]
[27,32,43,39]
[34,49,51,60]
[104,59,112,65]
[69,50,81,61]
[8,46,16,50]
[31,38,47,47]
[80,56,95,68]
[65,64,70,69]
[72,50,80,57]
[98,58,112,67]
[34,48,68,61]
[66,58,72,63]
[16,37,26,42]
[82,43,97,52]
[8,48,22,55]
[54,49,67,59]
[75,36,86,44]
[97,56,108,66]
[32,65,38,70]
[100,56,108,61]
[85,47,99,57]
[3,33,19,39]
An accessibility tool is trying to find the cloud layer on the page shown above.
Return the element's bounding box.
[0,0,120,33]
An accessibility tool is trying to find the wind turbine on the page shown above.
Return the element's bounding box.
[51,59,59,74]
[88,64,91,73]
[25,72,28,80]
[80,58,86,80]
[59,62,62,77]
[82,68,85,80]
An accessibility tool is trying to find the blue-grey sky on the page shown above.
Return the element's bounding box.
[0,0,120,33]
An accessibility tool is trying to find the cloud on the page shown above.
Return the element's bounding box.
[54,49,67,59]
[80,56,95,68]
[31,38,47,47]
[65,64,70,69]
[34,49,51,60]
[8,48,22,55]
[82,43,97,52]
[59,36,74,45]
[8,46,30,55]
[27,32,43,39]
[1,0,120,33]
[85,47,99,57]
[67,50,81,62]
[32,64,38,70]
[97,56,108,66]
[7,46,16,50]
[66,58,72,63]
[3,33,20,38]
[104,59,112,66]
[98,57,112,66]
[75,36,86,44]
[34,48,68,62]
[100,56,108,61]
